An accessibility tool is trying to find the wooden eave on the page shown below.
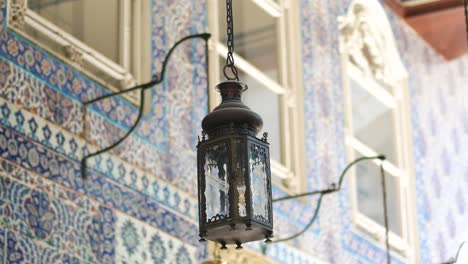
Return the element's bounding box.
[383,0,468,60]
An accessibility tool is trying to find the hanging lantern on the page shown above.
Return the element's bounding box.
[197,80,273,249]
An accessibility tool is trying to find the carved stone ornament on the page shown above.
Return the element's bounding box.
[338,0,407,86]
[63,45,84,66]
[8,0,26,29]
[120,73,137,89]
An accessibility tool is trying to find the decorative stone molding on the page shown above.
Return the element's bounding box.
[338,0,407,87]
[8,0,26,29]
[120,73,137,89]
[63,45,84,66]
[281,173,297,191]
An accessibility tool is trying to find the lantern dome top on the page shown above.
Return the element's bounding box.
[201,80,263,136]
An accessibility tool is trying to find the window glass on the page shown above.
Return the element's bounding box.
[203,141,230,223]
[28,0,120,62]
[241,72,281,161]
[218,59,282,162]
[354,152,402,235]
[218,0,279,81]
[350,78,398,164]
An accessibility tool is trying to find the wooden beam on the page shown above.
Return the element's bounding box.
[406,5,467,60]
[383,0,468,60]
[383,0,463,17]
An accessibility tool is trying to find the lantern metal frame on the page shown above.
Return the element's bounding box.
[197,80,274,249]
[195,0,275,249]
[197,128,274,248]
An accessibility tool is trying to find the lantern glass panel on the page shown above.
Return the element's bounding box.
[249,143,270,223]
[203,141,230,223]
[235,139,248,217]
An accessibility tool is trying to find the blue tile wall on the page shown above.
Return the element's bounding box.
[0,0,467,263]
[385,7,468,263]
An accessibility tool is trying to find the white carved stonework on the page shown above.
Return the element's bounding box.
[120,73,137,89]
[63,45,84,66]
[119,74,140,103]
[8,0,27,29]
[338,0,407,87]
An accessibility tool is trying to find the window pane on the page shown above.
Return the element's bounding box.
[218,59,282,162]
[240,73,282,162]
[354,153,402,235]
[29,0,120,62]
[218,0,280,81]
[350,78,398,164]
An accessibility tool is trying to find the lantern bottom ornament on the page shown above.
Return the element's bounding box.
[197,81,273,249]
[199,220,274,249]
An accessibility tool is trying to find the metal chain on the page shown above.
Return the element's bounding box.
[223,0,239,81]
[464,0,468,45]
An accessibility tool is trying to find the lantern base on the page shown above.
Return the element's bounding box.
[200,220,273,245]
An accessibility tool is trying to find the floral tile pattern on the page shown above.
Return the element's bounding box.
[0,97,198,220]
[115,212,197,264]
[0,169,113,263]
[0,0,205,262]
[0,0,466,263]
[386,9,468,263]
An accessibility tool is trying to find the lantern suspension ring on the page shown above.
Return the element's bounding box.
[80,33,211,179]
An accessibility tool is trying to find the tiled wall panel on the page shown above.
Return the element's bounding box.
[0,0,466,263]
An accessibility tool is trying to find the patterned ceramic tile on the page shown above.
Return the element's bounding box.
[0,0,467,263]
[115,212,198,264]
[383,7,468,264]
[0,97,198,220]
[0,126,200,244]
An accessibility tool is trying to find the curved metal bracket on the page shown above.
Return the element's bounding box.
[442,240,467,264]
[81,33,211,179]
[264,155,391,263]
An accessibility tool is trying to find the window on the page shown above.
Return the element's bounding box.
[8,0,152,104]
[345,67,406,241]
[208,0,306,193]
[339,0,417,261]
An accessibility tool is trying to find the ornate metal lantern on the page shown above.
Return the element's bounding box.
[197,80,273,249]
[197,0,273,249]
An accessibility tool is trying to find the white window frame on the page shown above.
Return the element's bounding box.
[207,0,306,194]
[339,0,418,262]
[7,0,152,105]
[344,63,409,253]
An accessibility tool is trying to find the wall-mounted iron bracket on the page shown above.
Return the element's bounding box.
[80,33,211,179]
[264,155,392,264]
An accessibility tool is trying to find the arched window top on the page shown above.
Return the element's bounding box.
[339,0,407,87]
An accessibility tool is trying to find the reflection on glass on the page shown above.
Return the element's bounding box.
[218,0,279,81]
[355,153,402,235]
[249,143,269,222]
[204,142,230,223]
[29,0,120,62]
[235,140,247,217]
[350,79,398,165]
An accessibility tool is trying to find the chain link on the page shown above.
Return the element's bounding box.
[223,0,239,80]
